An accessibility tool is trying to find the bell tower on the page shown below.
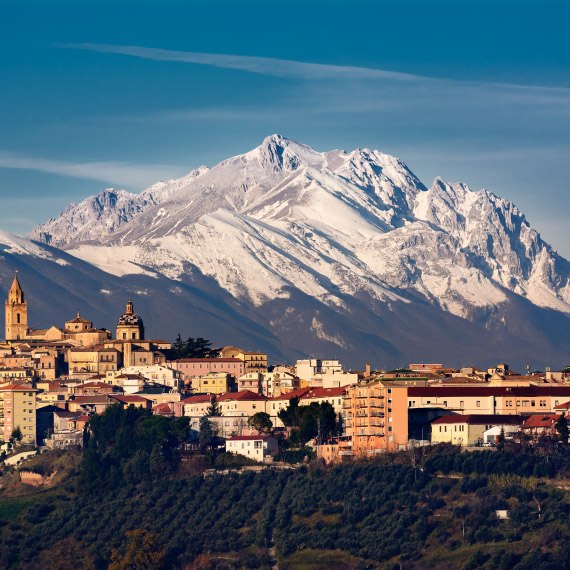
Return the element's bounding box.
[5,272,28,341]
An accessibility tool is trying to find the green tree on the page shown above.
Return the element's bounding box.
[206,395,222,417]
[10,426,23,445]
[199,416,219,452]
[278,397,302,427]
[173,333,185,358]
[248,412,273,434]
[555,413,569,444]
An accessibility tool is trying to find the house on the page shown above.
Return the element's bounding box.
[483,425,520,445]
[70,381,119,396]
[118,365,183,391]
[171,358,245,383]
[219,346,268,374]
[217,391,268,417]
[431,415,524,446]
[67,395,117,414]
[521,414,563,438]
[192,371,234,394]
[225,435,278,462]
[152,402,174,417]
[109,395,151,409]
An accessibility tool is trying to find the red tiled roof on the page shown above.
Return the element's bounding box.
[71,395,113,404]
[522,414,560,429]
[218,390,268,402]
[409,386,570,397]
[181,394,213,404]
[152,402,173,412]
[432,414,524,425]
[270,387,311,401]
[0,383,38,392]
[110,395,147,404]
[301,387,346,399]
[554,401,570,410]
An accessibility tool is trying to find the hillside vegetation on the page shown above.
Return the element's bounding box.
[1,407,570,569]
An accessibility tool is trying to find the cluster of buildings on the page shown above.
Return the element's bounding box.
[1,274,570,464]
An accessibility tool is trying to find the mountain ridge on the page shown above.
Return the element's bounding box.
[14,134,570,367]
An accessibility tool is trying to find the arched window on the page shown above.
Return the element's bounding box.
[16,313,21,324]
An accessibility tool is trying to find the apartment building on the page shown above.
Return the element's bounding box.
[0,383,38,445]
[343,381,408,456]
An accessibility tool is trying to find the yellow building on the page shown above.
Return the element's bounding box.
[430,414,523,446]
[193,372,233,394]
[219,346,268,373]
[0,383,38,445]
[67,347,120,378]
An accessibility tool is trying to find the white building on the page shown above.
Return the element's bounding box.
[295,359,343,382]
[225,435,278,462]
[115,365,183,391]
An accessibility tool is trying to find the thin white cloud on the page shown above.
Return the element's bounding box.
[61,43,570,98]
[60,43,425,82]
[0,153,186,189]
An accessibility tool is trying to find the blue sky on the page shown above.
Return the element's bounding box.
[1,0,569,255]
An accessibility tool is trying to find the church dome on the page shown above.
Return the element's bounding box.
[117,300,144,327]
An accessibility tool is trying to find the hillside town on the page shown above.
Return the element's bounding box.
[1,273,570,465]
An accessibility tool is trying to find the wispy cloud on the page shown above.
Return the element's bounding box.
[60,43,426,82]
[0,153,186,189]
[62,43,570,99]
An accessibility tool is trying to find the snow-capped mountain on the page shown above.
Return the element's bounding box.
[23,135,570,367]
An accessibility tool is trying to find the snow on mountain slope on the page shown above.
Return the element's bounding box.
[29,135,570,325]
[0,230,70,266]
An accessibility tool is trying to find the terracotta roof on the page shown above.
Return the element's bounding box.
[54,410,82,419]
[66,315,92,324]
[409,386,570,397]
[522,414,560,429]
[218,390,268,402]
[301,387,346,399]
[181,394,213,404]
[71,395,114,404]
[270,387,312,401]
[110,395,147,404]
[152,402,173,412]
[0,383,38,392]
[432,414,524,425]
[554,401,570,410]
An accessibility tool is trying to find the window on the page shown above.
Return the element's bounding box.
[460,401,464,408]
[16,313,20,324]
[476,401,480,407]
